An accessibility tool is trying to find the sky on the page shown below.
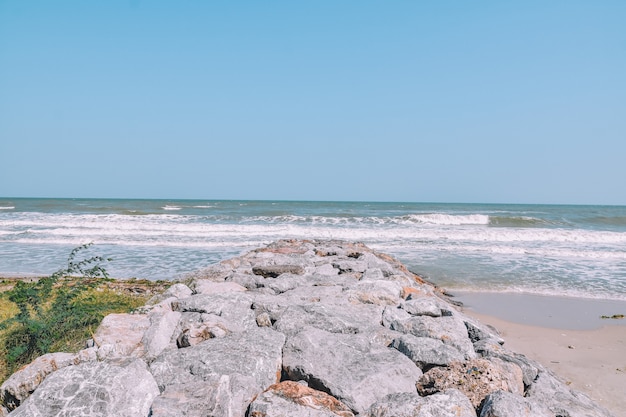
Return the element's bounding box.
[0,1,625,205]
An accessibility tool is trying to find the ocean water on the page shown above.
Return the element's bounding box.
[1,198,625,300]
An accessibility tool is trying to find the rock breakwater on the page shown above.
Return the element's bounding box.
[0,240,615,416]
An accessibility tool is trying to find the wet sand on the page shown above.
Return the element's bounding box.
[456,292,626,417]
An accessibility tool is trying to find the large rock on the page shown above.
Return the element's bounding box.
[272,303,384,337]
[365,389,477,417]
[0,351,93,411]
[8,358,158,417]
[92,313,151,360]
[391,334,465,370]
[479,390,552,417]
[524,368,614,417]
[416,358,524,408]
[149,327,285,416]
[248,381,355,417]
[172,292,257,332]
[383,306,476,359]
[282,328,422,414]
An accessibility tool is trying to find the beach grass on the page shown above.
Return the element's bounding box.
[0,276,170,384]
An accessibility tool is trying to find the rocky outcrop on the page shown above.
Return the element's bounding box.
[0,239,616,417]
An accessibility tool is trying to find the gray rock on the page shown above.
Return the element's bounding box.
[1,352,81,411]
[92,313,151,360]
[150,327,285,413]
[248,381,355,417]
[402,297,448,317]
[172,292,256,332]
[142,310,181,361]
[345,280,403,306]
[479,390,552,417]
[473,340,539,387]
[263,273,307,294]
[464,319,503,344]
[150,376,259,417]
[252,264,305,278]
[383,307,476,359]
[282,328,422,414]
[174,312,233,347]
[360,268,385,281]
[273,303,384,337]
[146,283,192,305]
[162,283,193,299]
[365,389,477,417]
[525,369,615,417]
[417,358,524,409]
[391,334,465,369]
[228,272,264,290]
[9,358,158,417]
[194,280,248,295]
[314,262,340,276]
[331,260,367,275]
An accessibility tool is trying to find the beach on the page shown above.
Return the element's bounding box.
[457,292,626,417]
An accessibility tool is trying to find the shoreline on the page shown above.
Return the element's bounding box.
[456,292,626,417]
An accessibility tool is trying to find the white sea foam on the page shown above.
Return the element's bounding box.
[2,204,625,298]
[405,213,490,225]
[0,206,15,210]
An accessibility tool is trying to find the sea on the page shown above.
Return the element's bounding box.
[1,198,625,301]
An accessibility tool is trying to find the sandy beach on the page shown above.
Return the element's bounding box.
[456,292,626,417]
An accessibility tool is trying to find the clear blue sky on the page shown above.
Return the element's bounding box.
[1,1,625,204]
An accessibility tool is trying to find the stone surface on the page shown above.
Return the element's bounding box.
[282,328,422,414]
[1,352,81,411]
[150,327,285,415]
[365,389,477,417]
[391,334,465,370]
[479,390,552,417]
[8,358,158,417]
[194,280,248,295]
[92,313,151,360]
[383,306,476,359]
[248,381,355,417]
[525,368,615,417]
[417,358,524,408]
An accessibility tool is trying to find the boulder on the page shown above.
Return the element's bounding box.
[92,313,151,360]
[142,310,181,360]
[150,376,259,417]
[383,306,476,359]
[172,292,256,332]
[391,334,465,370]
[364,389,477,417]
[524,368,614,417]
[417,358,524,409]
[8,358,158,417]
[248,381,355,417]
[272,303,384,337]
[479,390,552,417]
[193,280,247,295]
[282,328,422,414]
[1,352,82,411]
[149,327,285,415]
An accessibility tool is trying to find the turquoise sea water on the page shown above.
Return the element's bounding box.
[1,198,625,300]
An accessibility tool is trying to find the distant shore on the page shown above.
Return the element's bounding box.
[457,291,626,417]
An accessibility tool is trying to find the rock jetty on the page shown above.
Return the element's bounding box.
[0,239,615,416]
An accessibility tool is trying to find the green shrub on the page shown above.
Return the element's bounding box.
[0,244,157,382]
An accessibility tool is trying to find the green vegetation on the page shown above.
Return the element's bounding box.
[0,244,169,383]
[600,314,625,319]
